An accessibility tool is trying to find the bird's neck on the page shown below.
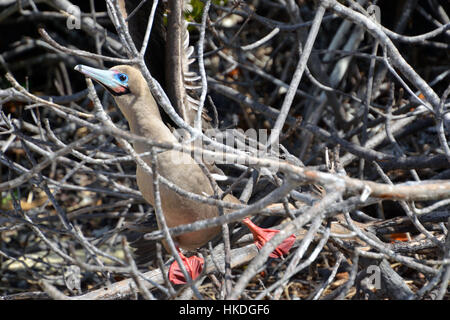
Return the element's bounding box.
[119,92,178,148]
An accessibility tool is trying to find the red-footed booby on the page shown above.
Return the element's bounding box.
[75,64,295,284]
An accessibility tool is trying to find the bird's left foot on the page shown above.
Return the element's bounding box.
[168,248,204,284]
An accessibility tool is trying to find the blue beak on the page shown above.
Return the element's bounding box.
[75,65,128,94]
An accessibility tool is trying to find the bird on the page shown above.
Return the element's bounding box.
[76,0,295,285]
[75,64,295,284]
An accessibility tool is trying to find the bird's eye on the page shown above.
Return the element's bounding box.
[117,73,128,83]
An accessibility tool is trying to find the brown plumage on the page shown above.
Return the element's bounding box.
[76,65,237,256]
[94,0,225,265]
[77,2,295,275]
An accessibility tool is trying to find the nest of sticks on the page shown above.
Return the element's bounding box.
[0,0,449,300]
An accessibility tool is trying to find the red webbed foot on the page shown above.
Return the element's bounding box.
[242,218,296,258]
[168,248,204,284]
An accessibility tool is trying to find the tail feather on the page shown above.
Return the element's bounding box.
[124,214,163,266]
